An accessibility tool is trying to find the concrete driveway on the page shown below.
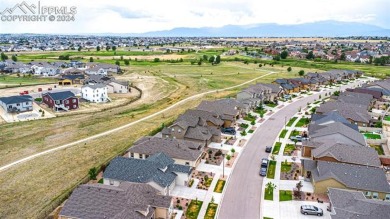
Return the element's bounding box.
[218,80,364,219]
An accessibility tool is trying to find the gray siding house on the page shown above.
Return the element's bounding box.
[0,95,33,113]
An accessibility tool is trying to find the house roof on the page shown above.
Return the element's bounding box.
[196,99,240,117]
[345,88,383,100]
[0,95,32,105]
[82,84,107,89]
[302,160,390,193]
[328,188,390,219]
[44,91,75,101]
[103,154,190,188]
[178,109,224,127]
[309,122,366,146]
[128,137,202,161]
[312,143,381,167]
[61,74,85,80]
[337,91,373,106]
[316,101,371,123]
[310,111,359,131]
[60,182,172,219]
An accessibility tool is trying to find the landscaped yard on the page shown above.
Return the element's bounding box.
[288,130,300,139]
[272,142,282,155]
[295,117,310,127]
[265,102,277,108]
[363,133,381,139]
[243,113,257,122]
[370,144,385,155]
[286,117,298,126]
[267,160,276,179]
[186,200,203,219]
[279,130,288,139]
[279,190,293,201]
[248,129,254,133]
[264,187,274,201]
[213,180,226,193]
[283,144,296,156]
[240,123,249,129]
[281,161,292,173]
[384,116,390,121]
[204,203,218,219]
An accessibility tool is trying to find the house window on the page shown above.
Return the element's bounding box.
[72,99,76,103]
[385,194,390,201]
[178,129,181,133]
[17,103,20,106]
[372,192,379,199]
[73,105,76,108]
[109,180,114,185]
[364,191,371,197]
[145,155,149,158]
[130,153,134,158]
[185,162,190,165]
[172,128,175,132]
[65,100,69,104]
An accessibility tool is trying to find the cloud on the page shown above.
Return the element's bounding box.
[105,6,151,19]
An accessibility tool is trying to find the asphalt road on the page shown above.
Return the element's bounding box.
[218,81,362,219]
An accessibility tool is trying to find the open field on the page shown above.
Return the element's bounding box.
[0,75,56,88]
[213,37,385,43]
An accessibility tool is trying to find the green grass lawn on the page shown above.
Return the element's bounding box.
[281,162,292,172]
[254,108,267,115]
[248,129,254,133]
[283,144,296,156]
[204,203,218,219]
[267,160,276,179]
[279,130,288,139]
[186,200,203,219]
[295,118,310,127]
[0,75,55,88]
[370,145,385,155]
[243,113,257,122]
[264,187,274,201]
[213,180,226,193]
[289,130,300,139]
[265,102,277,108]
[279,190,293,201]
[286,117,298,127]
[363,133,381,139]
[240,123,249,129]
[384,116,390,121]
[263,217,273,219]
[313,100,321,104]
[272,142,282,155]
[205,178,213,188]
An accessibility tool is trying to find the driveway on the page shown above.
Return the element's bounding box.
[218,80,364,219]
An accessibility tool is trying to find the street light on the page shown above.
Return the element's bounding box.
[222,153,225,178]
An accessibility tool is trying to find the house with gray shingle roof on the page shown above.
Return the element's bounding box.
[59,182,173,219]
[196,99,242,127]
[316,101,372,126]
[236,83,283,108]
[328,188,390,219]
[128,137,203,167]
[301,160,390,198]
[103,153,191,195]
[363,79,390,96]
[0,95,33,113]
[336,91,374,107]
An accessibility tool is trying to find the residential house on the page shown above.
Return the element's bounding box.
[236,83,283,106]
[363,79,390,96]
[316,101,371,126]
[273,79,299,93]
[59,183,173,219]
[346,88,383,101]
[85,66,108,75]
[86,63,120,74]
[328,188,390,219]
[42,91,78,111]
[336,91,374,107]
[84,75,129,94]
[103,153,191,195]
[58,74,85,86]
[127,137,204,167]
[301,160,390,199]
[81,84,108,103]
[0,95,33,113]
[196,99,241,127]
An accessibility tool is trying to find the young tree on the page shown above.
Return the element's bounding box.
[1,52,8,61]
[306,51,315,60]
[209,56,215,63]
[287,67,292,72]
[115,60,120,66]
[89,57,94,62]
[273,55,281,61]
[203,54,208,61]
[112,45,117,52]
[106,46,111,51]
[88,167,98,180]
[78,46,82,51]
[340,53,346,61]
[266,182,276,194]
[215,55,221,64]
[231,148,236,157]
[11,55,17,62]
[280,50,288,59]
[96,46,100,51]
[124,59,130,65]
[198,60,202,66]
[298,70,305,76]
[226,154,231,164]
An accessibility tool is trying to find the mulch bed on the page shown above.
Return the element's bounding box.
[280,162,301,180]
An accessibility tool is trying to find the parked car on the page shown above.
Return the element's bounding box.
[221,127,236,135]
[265,146,272,153]
[261,158,268,168]
[259,167,267,176]
[300,205,323,216]
[290,135,308,142]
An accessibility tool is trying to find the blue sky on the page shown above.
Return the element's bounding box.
[0,0,389,34]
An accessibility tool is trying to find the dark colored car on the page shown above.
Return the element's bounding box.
[300,205,323,216]
[259,167,267,176]
[265,146,272,153]
[221,127,236,135]
[261,158,268,168]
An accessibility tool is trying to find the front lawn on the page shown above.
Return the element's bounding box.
[279,190,293,201]
[286,117,298,127]
[370,144,385,155]
[281,162,292,173]
[279,130,288,139]
[288,130,300,139]
[204,203,218,219]
[363,133,381,139]
[272,142,282,155]
[283,144,296,156]
[267,160,276,179]
[265,102,277,108]
[204,177,213,188]
[186,200,203,219]
[264,187,274,201]
[248,129,254,133]
[240,123,249,129]
[243,113,257,122]
[295,118,310,127]
[384,116,390,121]
[213,180,226,193]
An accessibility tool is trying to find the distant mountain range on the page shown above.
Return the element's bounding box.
[127,21,390,37]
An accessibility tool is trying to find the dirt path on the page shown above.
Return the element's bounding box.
[0,71,275,172]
